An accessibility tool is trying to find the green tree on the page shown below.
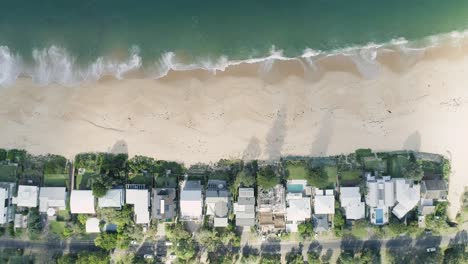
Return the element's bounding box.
[286,253,303,264]
[298,222,314,238]
[0,149,6,161]
[334,210,345,236]
[402,161,424,180]
[442,158,451,180]
[174,239,196,261]
[127,155,158,173]
[92,175,113,197]
[241,255,260,264]
[307,167,329,189]
[76,252,110,264]
[44,155,67,174]
[260,254,281,264]
[307,252,321,264]
[6,149,26,163]
[56,254,77,264]
[94,232,118,251]
[27,208,43,240]
[257,166,279,189]
[198,229,222,252]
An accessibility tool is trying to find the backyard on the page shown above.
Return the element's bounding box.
[339,169,362,186]
[387,155,411,178]
[128,172,153,186]
[286,161,309,180]
[44,174,68,188]
[0,164,17,182]
[363,157,387,173]
[75,172,96,190]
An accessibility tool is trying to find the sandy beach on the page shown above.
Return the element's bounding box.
[1,42,468,219]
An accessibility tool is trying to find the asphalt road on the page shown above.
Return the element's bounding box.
[0,230,465,256]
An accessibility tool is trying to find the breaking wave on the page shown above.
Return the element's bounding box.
[1,30,467,87]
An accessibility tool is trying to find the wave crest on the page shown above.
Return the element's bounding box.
[1,30,467,87]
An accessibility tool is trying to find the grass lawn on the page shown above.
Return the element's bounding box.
[128,172,153,186]
[44,173,68,187]
[76,172,95,190]
[323,166,338,185]
[49,220,65,236]
[388,155,411,178]
[286,162,309,180]
[155,176,178,188]
[340,169,362,186]
[0,164,17,182]
[363,157,387,173]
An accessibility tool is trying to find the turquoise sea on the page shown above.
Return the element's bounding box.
[1,0,468,85]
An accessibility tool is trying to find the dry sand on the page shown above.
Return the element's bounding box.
[1,43,468,219]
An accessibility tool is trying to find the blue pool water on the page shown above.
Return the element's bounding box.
[287,184,304,193]
[376,209,384,224]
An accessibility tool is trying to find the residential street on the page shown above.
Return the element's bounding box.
[0,230,465,260]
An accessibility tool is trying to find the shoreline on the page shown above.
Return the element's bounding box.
[1,40,468,219]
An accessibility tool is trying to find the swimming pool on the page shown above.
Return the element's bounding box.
[375,208,384,224]
[287,184,304,193]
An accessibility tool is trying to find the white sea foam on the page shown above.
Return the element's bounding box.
[1,30,468,87]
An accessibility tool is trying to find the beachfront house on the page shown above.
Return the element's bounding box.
[313,189,335,232]
[180,180,203,221]
[285,180,311,233]
[257,184,286,233]
[152,188,177,222]
[365,173,420,225]
[39,187,67,215]
[125,184,150,225]
[70,190,95,214]
[0,183,15,224]
[98,189,124,209]
[15,185,39,208]
[234,188,256,227]
[339,187,365,220]
[392,179,420,219]
[421,179,448,200]
[205,180,230,227]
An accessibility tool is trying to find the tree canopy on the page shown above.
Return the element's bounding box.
[94,232,118,251]
[257,165,279,189]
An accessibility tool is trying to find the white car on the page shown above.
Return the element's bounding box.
[130,241,138,245]
[426,247,436,253]
[144,254,154,259]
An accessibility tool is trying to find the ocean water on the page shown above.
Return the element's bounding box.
[1,0,468,86]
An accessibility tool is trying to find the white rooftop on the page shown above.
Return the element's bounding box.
[180,180,203,221]
[314,190,335,215]
[0,188,8,224]
[126,189,150,224]
[340,187,365,220]
[70,190,95,214]
[287,197,311,222]
[16,185,39,208]
[392,179,421,219]
[85,217,100,233]
[39,187,67,213]
[98,189,124,208]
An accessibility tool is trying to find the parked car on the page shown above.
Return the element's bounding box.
[426,247,436,253]
[130,241,138,245]
[165,241,173,246]
[144,254,154,259]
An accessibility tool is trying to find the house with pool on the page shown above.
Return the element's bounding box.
[285,180,312,232]
[365,173,421,225]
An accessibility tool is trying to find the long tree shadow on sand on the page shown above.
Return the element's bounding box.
[310,111,333,156]
[242,136,262,161]
[403,131,421,151]
[264,106,287,161]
